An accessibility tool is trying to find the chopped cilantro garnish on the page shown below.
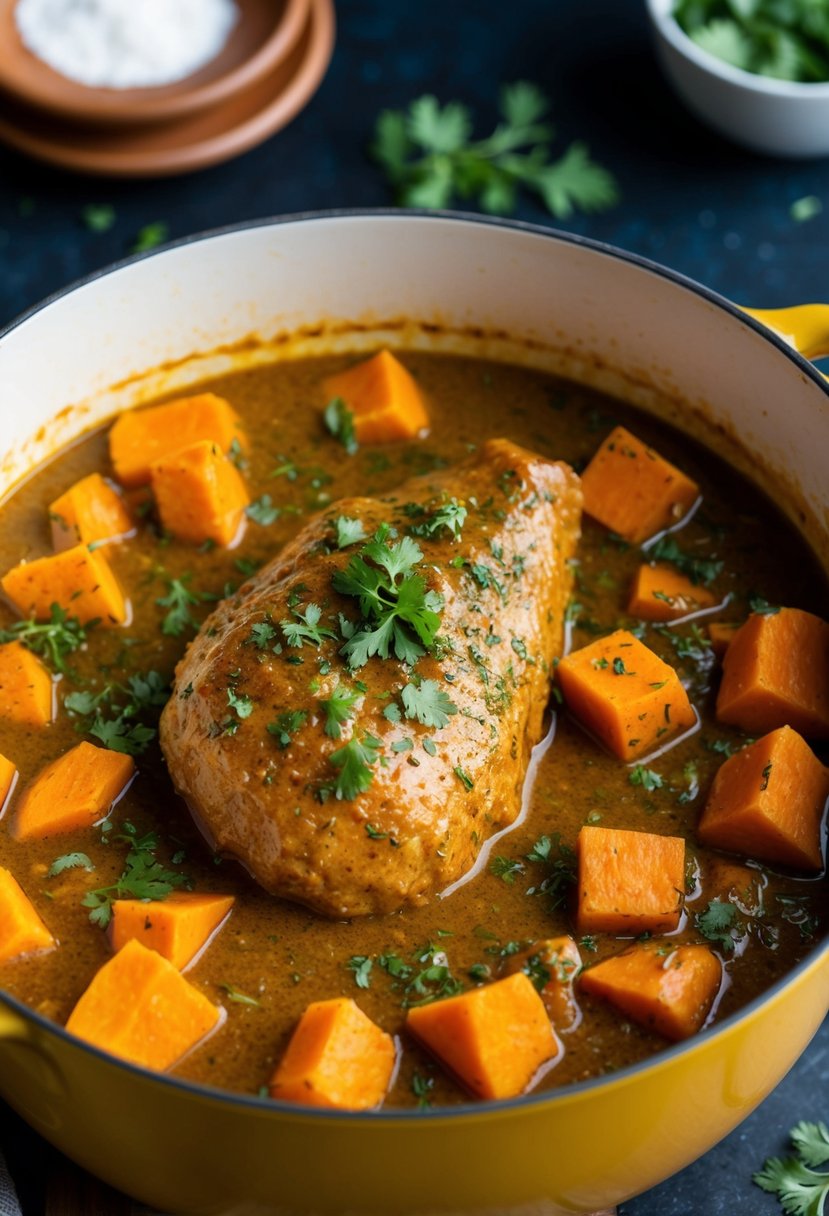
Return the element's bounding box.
[629,765,663,791]
[334,516,366,548]
[47,852,94,877]
[400,678,458,728]
[649,536,723,587]
[81,203,116,232]
[695,897,738,952]
[328,734,382,800]
[319,681,362,739]
[266,710,307,748]
[490,855,524,884]
[453,764,474,790]
[219,983,261,1008]
[246,495,281,526]
[82,822,189,928]
[227,687,253,720]
[324,397,358,455]
[347,955,373,989]
[280,603,337,649]
[407,496,467,541]
[65,670,169,756]
[333,525,443,668]
[0,603,89,673]
[131,221,168,252]
[156,576,204,637]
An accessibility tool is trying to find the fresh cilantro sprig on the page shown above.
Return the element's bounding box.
[64,670,169,756]
[754,1120,829,1215]
[406,497,467,541]
[372,81,619,219]
[81,821,189,927]
[334,516,367,548]
[333,524,443,668]
[674,0,829,82]
[0,603,89,673]
[324,398,358,455]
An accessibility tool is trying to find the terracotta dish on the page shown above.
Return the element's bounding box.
[0,0,333,177]
[0,0,310,125]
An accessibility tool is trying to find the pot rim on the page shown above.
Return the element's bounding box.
[1,207,827,1122]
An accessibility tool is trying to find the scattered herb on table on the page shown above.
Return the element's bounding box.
[132,221,169,253]
[674,0,829,82]
[754,1119,829,1214]
[81,203,116,232]
[372,81,619,219]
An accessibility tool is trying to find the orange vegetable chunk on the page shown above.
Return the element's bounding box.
[0,641,53,727]
[1,543,127,626]
[504,935,582,1030]
[323,350,430,444]
[579,942,721,1041]
[697,726,829,871]
[269,997,396,1110]
[628,563,716,622]
[708,621,741,658]
[577,825,686,936]
[716,608,829,738]
[110,892,235,970]
[65,938,221,1071]
[406,972,557,1100]
[109,392,246,488]
[150,441,250,547]
[0,752,17,809]
[580,426,699,543]
[13,741,134,840]
[0,866,55,963]
[557,629,696,760]
[49,473,134,552]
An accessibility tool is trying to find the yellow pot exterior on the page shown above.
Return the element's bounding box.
[1,214,829,1215]
[1,945,827,1215]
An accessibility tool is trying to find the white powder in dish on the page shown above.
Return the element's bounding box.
[15,0,239,89]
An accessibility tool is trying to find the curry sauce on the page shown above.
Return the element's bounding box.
[0,352,826,1107]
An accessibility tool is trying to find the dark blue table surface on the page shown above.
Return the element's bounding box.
[1,2,828,1213]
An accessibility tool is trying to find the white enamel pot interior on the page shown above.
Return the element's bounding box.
[0,212,827,1216]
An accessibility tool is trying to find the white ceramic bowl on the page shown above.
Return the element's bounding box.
[645,0,829,157]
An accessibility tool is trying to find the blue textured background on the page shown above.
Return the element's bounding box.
[0,1,828,1213]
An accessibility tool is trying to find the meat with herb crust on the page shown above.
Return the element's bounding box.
[160,438,581,918]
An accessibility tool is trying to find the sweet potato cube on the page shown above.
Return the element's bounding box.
[406,972,558,1101]
[503,935,582,1030]
[1,543,127,626]
[697,726,829,871]
[557,629,696,760]
[0,752,17,810]
[0,641,53,727]
[0,866,55,963]
[577,825,686,935]
[109,393,246,488]
[110,892,235,970]
[581,426,699,543]
[150,440,249,548]
[717,608,829,738]
[323,350,430,444]
[269,997,396,1110]
[708,621,741,658]
[65,938,221,1071]
[13,741,134,840]
[49,473,134,552]
[628,563,716,622]
[579,943,721,1041]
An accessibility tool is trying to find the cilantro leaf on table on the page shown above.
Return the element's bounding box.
[82,821,189,928]
[333,525,443,669]
[0,603,89,673]
[81,203,116,232]
[400,678,458,729]
[754,1120,829,1215]
[371,81,619,220]
[132,221,168,253]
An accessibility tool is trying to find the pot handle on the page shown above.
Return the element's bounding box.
[742,305,829,360]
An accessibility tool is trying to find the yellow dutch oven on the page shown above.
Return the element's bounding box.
[0,212,827,1216]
